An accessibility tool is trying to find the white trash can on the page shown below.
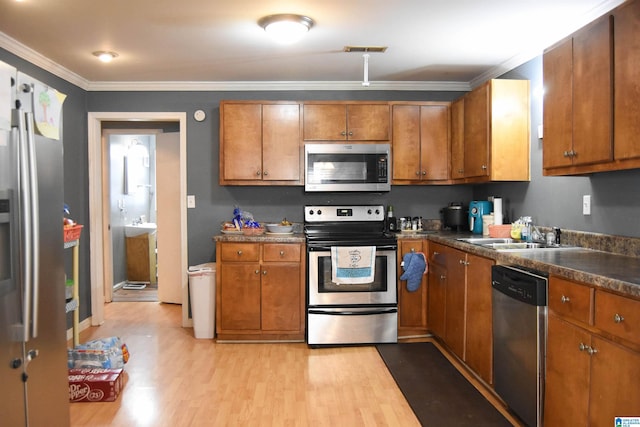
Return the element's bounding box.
[187,262,216,339]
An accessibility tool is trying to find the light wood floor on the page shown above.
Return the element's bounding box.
[69,302,421,426]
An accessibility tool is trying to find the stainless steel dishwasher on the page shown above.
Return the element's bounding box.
[492,265,548,427]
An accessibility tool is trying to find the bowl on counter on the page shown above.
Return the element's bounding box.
[264,223,294,234]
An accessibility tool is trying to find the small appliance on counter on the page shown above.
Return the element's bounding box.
[469,200,493,234]
[441,202,468,231]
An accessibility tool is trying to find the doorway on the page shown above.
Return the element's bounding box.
[87,112,190,328]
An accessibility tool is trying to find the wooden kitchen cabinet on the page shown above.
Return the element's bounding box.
[216,241,305,340]
[302,102,390,141]
[427,242,494,382]
[453,79,530,183]
[613,0,640,162]
[397,239,429,337]
[543,15,613,174]
[220,101,302,185]
[450,97,465,180]
[427,243,448,339]
[391,102,450,184]
[463,252,494,385]
[545,276,640,426]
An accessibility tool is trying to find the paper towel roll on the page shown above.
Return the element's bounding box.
[494,198,503,225]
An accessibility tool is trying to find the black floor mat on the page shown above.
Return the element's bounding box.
[376,342,513,427]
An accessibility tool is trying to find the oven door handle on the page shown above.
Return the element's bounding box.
[308,244,397,252]
[308,308,398,316]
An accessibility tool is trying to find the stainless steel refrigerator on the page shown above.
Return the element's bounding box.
[0,60,70,425]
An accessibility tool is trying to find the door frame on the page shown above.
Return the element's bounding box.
[88,112,189,327]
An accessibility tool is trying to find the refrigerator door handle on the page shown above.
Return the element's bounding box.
[17,108,39,342]
[25,111,40,339]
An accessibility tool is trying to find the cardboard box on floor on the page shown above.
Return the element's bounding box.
[68,368,125,402]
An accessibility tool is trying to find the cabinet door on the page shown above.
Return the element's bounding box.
[572,16,613,166]
[262,104,301,182]
[220,103,263,181]
[427,257,446,339]
[613,0,640,161]
[589,336,640,426]
[347,104,390,140]
[444,248,466,358]
[543,39,574,169]
[450,97,465,179]
[420,104,449,181]
[463,83,490,178]
[398,239,428,335]
[218,263,261,331]
[303,104,347,140]
[464,253,494,384]
[544,314,591,427]
[261,263,301,332]
[392,105,422,181]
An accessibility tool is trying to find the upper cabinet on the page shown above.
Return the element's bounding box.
[453,79,531,183]
[543,0,640,175]
[391,102,450,184]
[302,102,390,141]
[543,15,613,173]
[220,101,302,185]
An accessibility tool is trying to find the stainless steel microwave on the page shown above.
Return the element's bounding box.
[304,144,391,192]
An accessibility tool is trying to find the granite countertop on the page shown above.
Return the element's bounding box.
[214,232,305,243]
[425,232,640,299]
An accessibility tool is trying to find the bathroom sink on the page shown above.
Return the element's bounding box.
[125,222,157,237]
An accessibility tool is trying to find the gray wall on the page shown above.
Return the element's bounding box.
[2,47,639,324]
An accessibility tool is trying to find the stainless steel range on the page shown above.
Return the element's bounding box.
[305,205,398,346]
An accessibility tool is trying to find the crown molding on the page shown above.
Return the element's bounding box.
[0,32,90,89]
[85,80,471,92]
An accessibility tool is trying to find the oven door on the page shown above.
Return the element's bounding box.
[307,248,397,306]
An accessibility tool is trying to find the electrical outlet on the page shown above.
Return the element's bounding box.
[583,195,591,215]
[187,195,196,208]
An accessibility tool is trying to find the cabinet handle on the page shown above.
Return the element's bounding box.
[440,274,446,280]
[561,295,570,304]
[421,170,426,176]
[237,250,243,255]
[410,248,416,253]
[255,270,260,274]
[579,342,589,352]
[341,131,346,136]
[256,171,261,176]
[433,251,439,256]
[263,171,268,176]
[415,171,421,176]
[587,346,598,356]
[563,150,570,157]
[614,313,625,323]
[263,270,267,275]
[481,165,487,170]
[280,250,285,256]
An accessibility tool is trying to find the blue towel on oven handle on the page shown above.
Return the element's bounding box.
[400,252,427,292]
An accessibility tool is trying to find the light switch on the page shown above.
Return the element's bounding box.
[582,195,591,215]
[187,195,196,208]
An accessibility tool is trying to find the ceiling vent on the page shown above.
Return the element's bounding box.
[343,46,388,53]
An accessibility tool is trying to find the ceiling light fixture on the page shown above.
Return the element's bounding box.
[258,14,314,44]
[92,51,118,63]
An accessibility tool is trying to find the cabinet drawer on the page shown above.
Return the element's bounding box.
[549,277,593,325]
[595,290,640,345]
[263,243,301,262]
[220,243,260,262]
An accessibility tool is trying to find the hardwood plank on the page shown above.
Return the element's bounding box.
[69,302,420,426]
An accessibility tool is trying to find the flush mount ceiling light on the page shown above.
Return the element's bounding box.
[258,14,314,44]
[92,51,118,63]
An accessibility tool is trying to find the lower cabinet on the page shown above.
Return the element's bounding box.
[427,242,494,384]
[397,239,429,337]
[216,241,305,340]
[545,276,640,426]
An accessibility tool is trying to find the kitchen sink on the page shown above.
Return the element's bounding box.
[457,237,578,252]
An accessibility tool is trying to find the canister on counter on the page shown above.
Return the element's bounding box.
[482,213,494,236]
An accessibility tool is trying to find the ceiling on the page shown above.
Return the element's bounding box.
[0,0,625,91]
